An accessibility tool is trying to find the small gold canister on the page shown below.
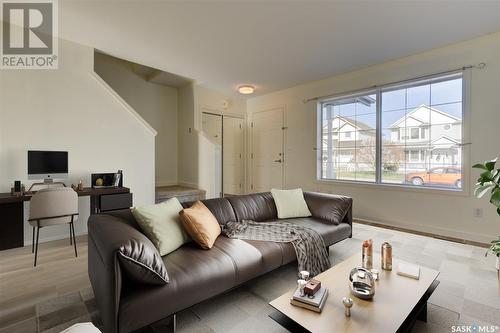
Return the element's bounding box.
[381,242,392,271]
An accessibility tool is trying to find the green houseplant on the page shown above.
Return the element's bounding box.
[472,157,500,275]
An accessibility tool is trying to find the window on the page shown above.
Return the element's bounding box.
[410,128,419,139]
[320,92,377,182]
[409,150,420,162]
[319,72,464,190]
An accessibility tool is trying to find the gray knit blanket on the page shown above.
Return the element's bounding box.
[223,220,330,276]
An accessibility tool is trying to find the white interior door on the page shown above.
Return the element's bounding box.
[251,107,284,192]
[222,116,244,195]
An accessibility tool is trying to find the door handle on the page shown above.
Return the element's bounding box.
[274,159,282,163]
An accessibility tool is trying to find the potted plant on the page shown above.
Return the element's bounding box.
[472,157,500,276]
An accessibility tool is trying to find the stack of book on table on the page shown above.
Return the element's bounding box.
[290,286,328,313]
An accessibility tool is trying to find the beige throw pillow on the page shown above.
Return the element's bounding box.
[131,198,190,256]
[179,201,221,249]
[271,188,312,219]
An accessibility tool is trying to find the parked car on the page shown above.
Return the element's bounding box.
[406,167,462,188]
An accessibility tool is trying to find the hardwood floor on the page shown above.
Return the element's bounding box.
[0,235,90,328]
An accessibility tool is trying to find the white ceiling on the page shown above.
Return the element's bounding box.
[60,1,500,97]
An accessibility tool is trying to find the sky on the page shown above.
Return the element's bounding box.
[323,77,463,130]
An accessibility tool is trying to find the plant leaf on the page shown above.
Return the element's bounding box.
[480,171,494,182]
[474,184,494,198]
[497,207,500,216]
[485,157,498,171]
[494,169,500,183]
[472,163,488,170]
[490,187,500,207]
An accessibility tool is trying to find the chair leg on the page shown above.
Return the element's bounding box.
[71,222,78,258]
[69,223,73,245]
[32,226,35,253]
[34,227,40,267]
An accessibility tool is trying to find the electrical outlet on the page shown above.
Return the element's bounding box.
[473,208,483,218]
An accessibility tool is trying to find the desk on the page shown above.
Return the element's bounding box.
[0,187,132,251]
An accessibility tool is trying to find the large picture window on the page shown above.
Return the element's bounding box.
[319,72,464,190]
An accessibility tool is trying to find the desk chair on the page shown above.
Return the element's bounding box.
[28,187,79,267]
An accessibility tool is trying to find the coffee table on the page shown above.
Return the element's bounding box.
[269,253,439,333]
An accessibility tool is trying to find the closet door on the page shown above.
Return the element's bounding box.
[223,116,244,195]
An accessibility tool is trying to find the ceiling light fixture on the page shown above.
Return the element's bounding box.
[238,85,255,94]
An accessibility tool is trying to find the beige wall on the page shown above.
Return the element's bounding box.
[194,84,247,129]
[177,83,247,194]
[0,39,156,243]
[247,32,500,243]
[177,84,198,188]
[94,52,178,186]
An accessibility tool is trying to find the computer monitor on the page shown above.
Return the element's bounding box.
[28,150,68,181]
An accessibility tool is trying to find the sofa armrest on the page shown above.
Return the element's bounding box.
[88,213,154,333]
[303,192,353,228]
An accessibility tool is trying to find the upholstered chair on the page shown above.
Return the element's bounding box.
[29,187,79,267]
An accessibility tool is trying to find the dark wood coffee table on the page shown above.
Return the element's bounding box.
[269,253,439,333]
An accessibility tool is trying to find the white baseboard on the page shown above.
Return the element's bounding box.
[155,180,178,187]
[177,181,200,189]
[354,216,493,244]
[155,181,201,189]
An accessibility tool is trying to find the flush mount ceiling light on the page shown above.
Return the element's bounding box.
[238,85,255,94]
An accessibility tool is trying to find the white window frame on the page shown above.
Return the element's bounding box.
[316,71,470,195]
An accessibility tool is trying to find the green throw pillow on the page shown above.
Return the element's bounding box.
[131,198,190,256]
[271,188,312,219]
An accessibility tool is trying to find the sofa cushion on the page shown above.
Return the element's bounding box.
[244,218,350,268]
[131,198,190,256]
[278,242,297,265]
[227,192,278,222]
[179,201,221,249]
[119,243,237,333]
[212,237,265,284]
[117,236,169,286]
[241,240,284,272]
[201,197,237,226]
[281,217,352,245]
[271,188,312,219]
[303,192,352,225]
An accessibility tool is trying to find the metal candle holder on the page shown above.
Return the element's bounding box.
[349,267,375,300]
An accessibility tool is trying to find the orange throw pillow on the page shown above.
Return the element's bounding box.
[179,201,221,249]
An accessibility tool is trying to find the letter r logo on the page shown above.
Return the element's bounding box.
[2,2,53,54]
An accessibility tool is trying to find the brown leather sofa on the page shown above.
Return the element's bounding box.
[88,191,352,333]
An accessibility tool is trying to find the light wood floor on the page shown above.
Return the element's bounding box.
[1,224,499,333]
[0,235,90,325]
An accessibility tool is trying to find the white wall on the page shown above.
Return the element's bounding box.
[94,53,178,186]
[0,39,156,244]
[247,32,500,243]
